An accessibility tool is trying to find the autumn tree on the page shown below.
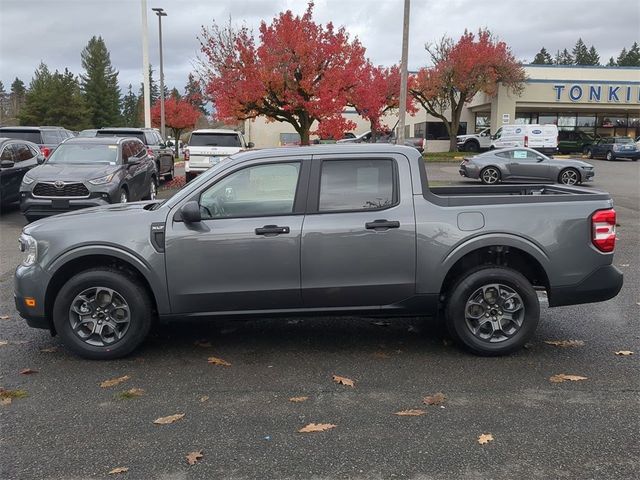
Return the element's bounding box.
[151,97,200,157]
[532,47,553,65]
[410,30,526,152]
[199,2,366,145]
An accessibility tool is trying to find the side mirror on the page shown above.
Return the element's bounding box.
[180,201,201,223]
[247,142,255,148]
[127,156,141,164]
[0,160,15,169]
[159,142,167,148]
[36,155,46,165]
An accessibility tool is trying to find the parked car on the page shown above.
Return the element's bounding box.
[96,127,175,180]
[184,129,253,182]
[0,126,74,158]
[336,130,426,152]
[456,127,492,152]
[20,137,157,222]
[491,124,558,154]
[14,145,622,360]
[557,130,597,154]
[77,129,98,138]
[586,137,639,161]
[0,138,43,207]
[459,147,595,185]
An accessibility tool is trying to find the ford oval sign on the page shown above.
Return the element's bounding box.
[532,129,542,134]
[515,128,522,134]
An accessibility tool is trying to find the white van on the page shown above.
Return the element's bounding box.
[491,124,558,154]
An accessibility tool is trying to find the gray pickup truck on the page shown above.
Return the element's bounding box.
[14,145,623,359]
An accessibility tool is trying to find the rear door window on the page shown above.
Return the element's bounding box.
[1,144,15,161]
[13,143,37,162]
[0,129,41,143]
[42,130,62,144]
[318,159,396,212]
[190,133,241,147]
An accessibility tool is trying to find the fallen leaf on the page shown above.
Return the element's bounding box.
[619,263,630,267]
[0,388,28,400]
[332,375,355,387]
[116,388,145,399]
[100,375,130,388]
[0,340,8,347]
[549,374,588,383]
[478,433,494,445]
[39,346,58,353]
[199,395,210,403]
[544,340,585,348]
[153,413,185,425]
[186,450,203,465]
[298,423,336,433]
[423,392,446,406]
[394,409,426,416]
[289,396,309,403]
[615,350,634,356]
[20,368,38,375]
[207,356,231,366]
[373,351,390,359]
[108,467,129,475]
[0,315,9,320]
[1,398,11,406]
[194,339,212,348]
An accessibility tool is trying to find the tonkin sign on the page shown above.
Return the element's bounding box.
[554,84,640,103]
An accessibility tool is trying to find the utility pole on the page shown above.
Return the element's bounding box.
[141,0,151,128]
[152,7,167,139]
[397,0,410,143]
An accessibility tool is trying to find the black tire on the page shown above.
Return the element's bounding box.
[558,168,580,185]
[118,187,128,204]
[582,145,590,155]
[52,268,153,360]
[165,162,174,181]
[480,166,501,185]
[445,266,540,356]
[24,215,38,223]
[606,151,614,161]
[464,141,480,152]
[587,149,594,159]
[142,176,158,200]
[185,171,196,183]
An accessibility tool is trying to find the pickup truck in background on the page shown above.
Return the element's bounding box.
[456,127,492,152]
[15,145,622,359]
[336,130,426,152]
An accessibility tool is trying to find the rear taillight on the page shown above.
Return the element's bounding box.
[184,148,190,161]
[524,135,529,147]
[40,146,51,158]
[591,208,616,252]
[147,147,154,157]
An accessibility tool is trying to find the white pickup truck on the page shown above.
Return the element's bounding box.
[456,128,492,152]
[184,129,253,182]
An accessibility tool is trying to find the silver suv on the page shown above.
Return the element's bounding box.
[184,129,253,182]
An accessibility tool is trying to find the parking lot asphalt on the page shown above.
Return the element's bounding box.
[0,159,638,480]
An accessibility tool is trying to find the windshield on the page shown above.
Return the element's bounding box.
[190,133,241,147]
[0,130,40,143]
[46,144,119,165]
[97,131,145,142]
[614,137,633,144]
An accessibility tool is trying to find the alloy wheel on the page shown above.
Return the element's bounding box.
[481,168,500,184]
[120,190,128,203]
[68,287,131,347]
[464,283,525,343]
[560,169,578,185]
[149,180,157,200]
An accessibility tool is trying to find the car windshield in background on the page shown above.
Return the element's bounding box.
[46,144,119,165]
[614,137,633,144]
[0,130,40,143]
[190,133,241,147]
[97,131,145,142]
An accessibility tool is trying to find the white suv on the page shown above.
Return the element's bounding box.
[184,129,253,182]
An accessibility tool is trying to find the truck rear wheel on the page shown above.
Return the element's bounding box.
[445,267,540,356]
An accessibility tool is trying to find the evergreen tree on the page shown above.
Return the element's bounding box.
[556,48,574,65]
[184,73,206,114]
[170,87,181,100]
[0,81,8,124]
[139,65,160,105]
[619,42,640,66]
[20,63,90,130]
[532,47,553,64]
[607,56,616,66]
[121,84,139,127]
[585,45,600,65]
[80,36,121,128]
[572,38,590,64]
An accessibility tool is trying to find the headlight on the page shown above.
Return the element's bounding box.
[18,234,38,267]
[22,174,35,185]
[88,173,116,185]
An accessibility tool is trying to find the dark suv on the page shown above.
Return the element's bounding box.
[557,131,596,154]
[0,126,74,158]
[20,137,158,221]
[96,128,174,181]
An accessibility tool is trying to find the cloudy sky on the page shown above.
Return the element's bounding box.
[1,0,638,94]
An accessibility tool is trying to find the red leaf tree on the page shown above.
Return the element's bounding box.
[409,29,526,151]
[199,2,366,145]
[151,96,200,157]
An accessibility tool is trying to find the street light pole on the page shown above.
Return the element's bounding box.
[397,0,410,143]
[141,0,151,128]
[152,7,167,139]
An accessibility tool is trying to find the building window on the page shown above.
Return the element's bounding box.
[538,114,558,125]
[414,122,426,139]
[279,133,300,146]
[475,113,490,132]
[576,115,596,128]
[558,114,577,130]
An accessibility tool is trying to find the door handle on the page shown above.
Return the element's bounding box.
[365,219,400,230]
[255,225,290,235]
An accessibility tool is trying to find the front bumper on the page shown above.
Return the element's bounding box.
[20,192,113,219]
[14,263,52,330]
[548,264,623,307]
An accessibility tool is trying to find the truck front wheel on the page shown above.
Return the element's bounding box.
[445,267,540,356]
[464,141,480,152]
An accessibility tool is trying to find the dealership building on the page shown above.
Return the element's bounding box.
[244,65,640,150]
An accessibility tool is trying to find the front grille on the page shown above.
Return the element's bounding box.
[33,182,90,197]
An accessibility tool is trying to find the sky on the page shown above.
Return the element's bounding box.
[0,0,639,95]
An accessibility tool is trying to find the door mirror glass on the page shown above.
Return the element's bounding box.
[127,156,141,164]
[0,160,15,169]
[247,142,255,148]
[36,155,46,164]
[180,201,202,223]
